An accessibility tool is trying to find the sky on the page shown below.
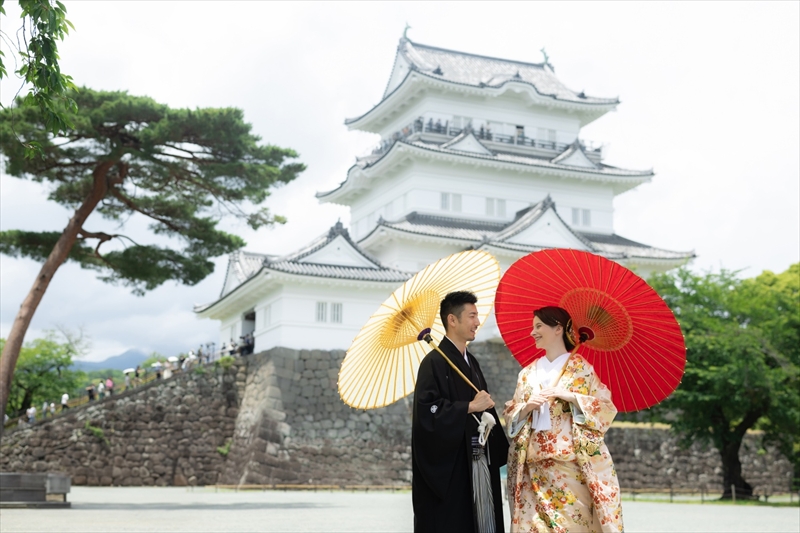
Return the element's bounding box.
[1,1,798,362]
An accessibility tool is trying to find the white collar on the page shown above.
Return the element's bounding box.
[444,336,468,358]
[538,352,570,370]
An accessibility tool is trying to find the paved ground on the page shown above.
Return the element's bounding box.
[0,487,798,532]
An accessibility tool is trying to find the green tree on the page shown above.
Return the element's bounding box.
[650,264,800,498]
[0,334,84,418]
[0,0,77,156]
[0,88,305,436]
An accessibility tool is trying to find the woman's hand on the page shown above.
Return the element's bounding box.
[540,387,576,404]
[520,394,548,417]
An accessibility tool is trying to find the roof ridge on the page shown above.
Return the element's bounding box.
[405,38,548,70]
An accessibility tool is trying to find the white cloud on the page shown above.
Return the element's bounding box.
[1,1,798,360]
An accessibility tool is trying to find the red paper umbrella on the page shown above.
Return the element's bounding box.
[495,249,685,412]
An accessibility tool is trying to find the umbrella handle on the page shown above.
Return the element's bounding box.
[421,334,480,394]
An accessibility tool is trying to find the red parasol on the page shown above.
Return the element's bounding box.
[495,249,685,412]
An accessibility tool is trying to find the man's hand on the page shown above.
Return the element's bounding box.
[468,390,495,413]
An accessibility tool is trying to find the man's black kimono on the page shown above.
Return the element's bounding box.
[411,336,509,533]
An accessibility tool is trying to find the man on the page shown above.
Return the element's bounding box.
[412,291,509,533]
[61,392,69,411]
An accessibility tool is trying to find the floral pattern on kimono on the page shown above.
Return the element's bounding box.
[503,354,623,533]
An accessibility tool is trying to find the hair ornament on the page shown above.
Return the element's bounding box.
[565,318,577,345]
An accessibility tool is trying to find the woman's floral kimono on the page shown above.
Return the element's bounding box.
[503,354,623,533]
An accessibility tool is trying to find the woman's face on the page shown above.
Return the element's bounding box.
[531,316,562,351]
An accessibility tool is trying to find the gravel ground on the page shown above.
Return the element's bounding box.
[0,486,797,532]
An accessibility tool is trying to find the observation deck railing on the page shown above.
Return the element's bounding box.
[370,118,601,157]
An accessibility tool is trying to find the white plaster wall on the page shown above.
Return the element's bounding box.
[348,159,616,240]
[250,284,396,352]
[365,238,466,272]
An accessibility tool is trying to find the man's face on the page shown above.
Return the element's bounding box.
[449,303,480,343]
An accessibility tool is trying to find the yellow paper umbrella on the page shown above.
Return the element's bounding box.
[338,250,500,409]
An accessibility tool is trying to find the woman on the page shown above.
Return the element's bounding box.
[504,306,623,533]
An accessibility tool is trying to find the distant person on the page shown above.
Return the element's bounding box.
[61,392,69,410]
[106,377,114,396]
[28,405,37,424]
[42,400,49,419]
[49,403,56,417]
[124,373,131,389]
[86,384,96,402]
[96,381,105,399]
[135,366,141,386]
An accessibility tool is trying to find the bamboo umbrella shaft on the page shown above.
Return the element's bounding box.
[422,335,480,393]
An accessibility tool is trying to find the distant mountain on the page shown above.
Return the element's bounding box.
[72,349,149,371]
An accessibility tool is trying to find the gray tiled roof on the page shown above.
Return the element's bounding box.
[214,222,411,304]
[264,261,411,282]
[394,140,652,178]
[400,40,618,106]
[366,200,693,262]
[578,232,693,260]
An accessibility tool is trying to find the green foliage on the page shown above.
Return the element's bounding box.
[193,365,207,375]
[0,333,85,417]
[650,264,800,491]
[84,420,109,446]
[0,1,77,158]
[0,87,305,294]
[82,369,125,387]
[216,438,232,457]
[216,355,235,369]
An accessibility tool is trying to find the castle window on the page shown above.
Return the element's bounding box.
[263,304,272,327]
[316,302,327,322]
[486,198,507,218]
[441,193,462,212]
[572,208,580,225]
[582,209,591,226]
[331,303,343,323]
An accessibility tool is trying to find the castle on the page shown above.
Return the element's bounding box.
[195,37,693,352]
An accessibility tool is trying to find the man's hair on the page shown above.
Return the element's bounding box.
[440,291,478,332]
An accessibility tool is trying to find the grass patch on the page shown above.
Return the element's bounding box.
[216,356,235,369]
[217,438,232,457]
[84,421,110,447]
[193,365,207,375]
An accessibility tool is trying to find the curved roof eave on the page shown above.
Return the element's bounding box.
[344,70,619,131]
[318,140,651,205]
[371,140,651,181]
[196,262,408,318]
[358,221,479,249]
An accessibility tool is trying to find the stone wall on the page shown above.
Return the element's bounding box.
[1,361,246,486]
[1,344,793,494]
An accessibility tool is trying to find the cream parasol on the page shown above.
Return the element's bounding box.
[338,250,500,410]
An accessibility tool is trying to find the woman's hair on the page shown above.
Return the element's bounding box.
[533,306,586,351]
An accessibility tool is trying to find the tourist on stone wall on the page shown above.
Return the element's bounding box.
[504,306,623,533]
[106,377,115,396]
[26,406,37,424]
[87,384,96,402]
[125,373,131,389]
[49,403,55,417]
[61,393,69,410]
[42,400,49,419]
[412,291,508,533]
